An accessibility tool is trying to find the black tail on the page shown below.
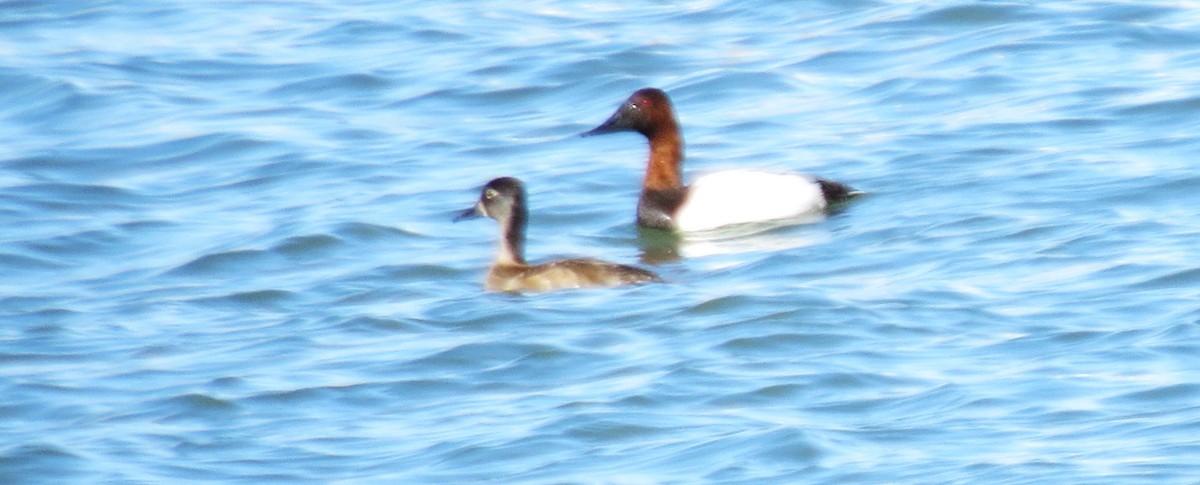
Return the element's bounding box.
[817,179,863,206]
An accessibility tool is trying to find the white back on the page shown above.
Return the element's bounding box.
[674,169,826,232]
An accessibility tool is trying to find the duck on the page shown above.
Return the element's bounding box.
[581,87,860,232]
[455,177,662,293]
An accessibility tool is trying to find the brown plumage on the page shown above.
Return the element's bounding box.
[455,177,661,293]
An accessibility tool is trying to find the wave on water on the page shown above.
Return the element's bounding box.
[3,1,1200,483]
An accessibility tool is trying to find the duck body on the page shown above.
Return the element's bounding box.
[644,169,852,232]
[456,177,661,293]
[583,88,859,232]
[486,258,659,293]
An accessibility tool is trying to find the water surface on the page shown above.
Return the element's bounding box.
[3,1,1200,483]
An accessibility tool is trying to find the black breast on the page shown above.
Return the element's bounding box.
[637,188,688,230]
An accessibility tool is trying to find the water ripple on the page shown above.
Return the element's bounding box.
[3,0,1199,483]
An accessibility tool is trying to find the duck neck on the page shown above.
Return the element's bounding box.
[495,209,527,267]
[642,126,684,191]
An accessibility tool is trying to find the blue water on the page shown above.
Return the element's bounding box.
[3,1,1200,483]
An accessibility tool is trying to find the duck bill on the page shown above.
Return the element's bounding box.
[580,108,631,137]
[453,202,484,222]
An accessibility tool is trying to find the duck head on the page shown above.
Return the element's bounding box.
[581,88,676,138]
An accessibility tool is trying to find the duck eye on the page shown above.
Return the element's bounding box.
[484,189,498,200]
